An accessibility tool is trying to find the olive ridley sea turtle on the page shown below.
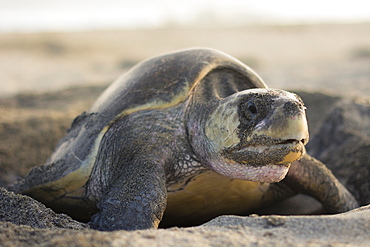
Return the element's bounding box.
[11,48,358,231]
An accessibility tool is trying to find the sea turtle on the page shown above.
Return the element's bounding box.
[11,48,358,231]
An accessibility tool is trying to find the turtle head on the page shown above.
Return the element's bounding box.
[202,88,309,183]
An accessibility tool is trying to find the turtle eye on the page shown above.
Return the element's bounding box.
[239,100,259,124]
[248,102,257,114]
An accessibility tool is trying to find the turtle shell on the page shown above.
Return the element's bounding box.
[15,48,267,212]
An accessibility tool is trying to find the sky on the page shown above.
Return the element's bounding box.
[0,0,369,32]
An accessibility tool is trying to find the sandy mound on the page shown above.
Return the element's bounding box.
[0,187,86,230]
[0,88,369,246]
[1,187,369,246]
[307,98,370,206]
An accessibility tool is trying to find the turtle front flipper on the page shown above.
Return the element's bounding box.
[89,160,167,231]
[283,153,359,213]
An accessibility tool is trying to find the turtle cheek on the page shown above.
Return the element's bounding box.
[204,104,242,152]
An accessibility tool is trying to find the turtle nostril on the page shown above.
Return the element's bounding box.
[284,101,302,116]
[300,138,308,145]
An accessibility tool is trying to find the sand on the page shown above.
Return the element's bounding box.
[1,187,370,246]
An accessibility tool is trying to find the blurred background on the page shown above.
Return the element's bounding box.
[1,0,370,98]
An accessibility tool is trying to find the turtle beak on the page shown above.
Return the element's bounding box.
[255,100,309,143]
[273,114,309,164]
[250,100,309,164]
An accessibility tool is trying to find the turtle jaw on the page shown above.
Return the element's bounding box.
[216,139,306,183]
[208,157,292,183]
[215,108,309,183]
[230,139,306,164]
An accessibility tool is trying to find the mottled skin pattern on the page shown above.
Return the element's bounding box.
[88,105,191,229]
[10,48,358,231]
